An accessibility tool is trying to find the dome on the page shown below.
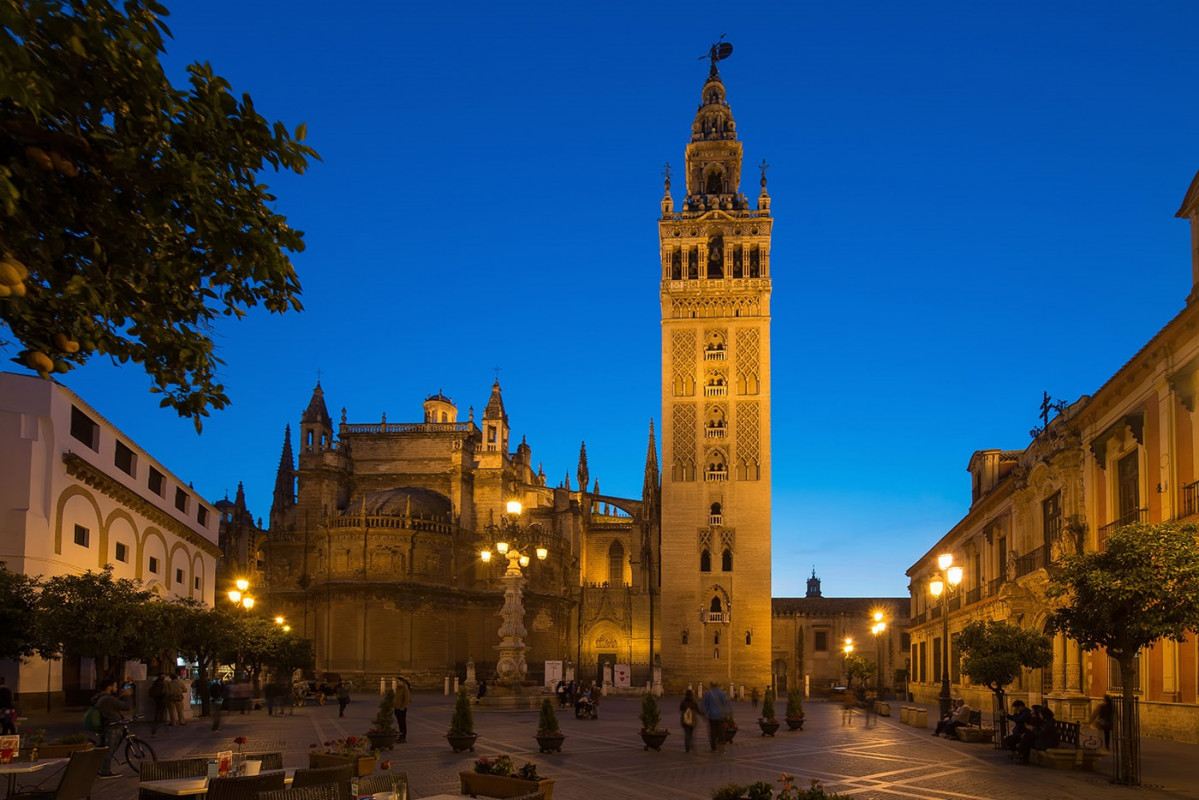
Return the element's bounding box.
[348,487,452,518]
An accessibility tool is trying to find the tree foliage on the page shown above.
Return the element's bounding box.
[843,653,875,691]
[37,565,152,680]
[956,619,1052,700]
[0,0,318,428]
[0,564,43,661]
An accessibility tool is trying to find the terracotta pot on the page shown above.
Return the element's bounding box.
[535,732,565,753]
[786,716,804,731]
[307,752,376,777]
[459,771,555,799]
[758,721,780,737]
[367,732,399,751]
[639,730,669,751]
[445,733,478,753]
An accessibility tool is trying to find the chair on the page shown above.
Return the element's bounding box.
[243,752,284,772]
[10,747,108,800]
[206,772,286,800]
[140,758,210,800]
[290,765,352,800]
[256,787,340,800]
[355,772,409,799]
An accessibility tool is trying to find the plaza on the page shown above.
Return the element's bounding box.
[16,692,1199,800]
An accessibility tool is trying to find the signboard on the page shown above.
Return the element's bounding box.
[544,660,563,687]
[614,664,631,688]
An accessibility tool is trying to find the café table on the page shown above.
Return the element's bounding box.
[138,769,293,797]
[0,759,67,798]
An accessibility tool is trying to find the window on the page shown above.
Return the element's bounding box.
[148,467,165,496]
[1042,491,1062,547]
[933,637,942,683]
[699,549,711,572]
[682,630,688,645]
[745,630,752,645]
[70,406,99,450]
[174,487,189,513]
[175,568,184,585]
[197,506,209,526]
[1108,652,1141,693]
[114,440,136,476]
[721,548,732,571]
[608,541,624,585]
[115,542,129,562]
[1117,451,1140,522]
[73,524,90,547]
[148,556,160,574]
[194,576,201,591]
[814,630,828,652]
[918,641,928,682]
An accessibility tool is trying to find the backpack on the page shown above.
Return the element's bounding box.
[683,707,696,727]
[83,703,103,733]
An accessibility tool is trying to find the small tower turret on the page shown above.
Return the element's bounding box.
[423,390,458,423]
[806,568,822,598]
[300,382,333,454]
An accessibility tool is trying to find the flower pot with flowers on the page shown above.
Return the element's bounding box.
[308,736,377,776]
[785,688,805,731]
[638,692,670,751]
[535,698,565,753]
[367,689,399,750]
[758,688,780,737]
[721,709,738,744]
[460,755,555,799]
[27,733,92,759]
[446,687,478,753]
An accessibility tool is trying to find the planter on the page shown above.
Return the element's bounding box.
[459,771,555,800]
[785,716,804,731]
[22,743,93,759]
[722,726,738,744]
[758,721,780,737]
[307,753,377,777]
[367,732,399,751]
[535,732,565,753]
[446,733,478,753]
[639,730,669,751]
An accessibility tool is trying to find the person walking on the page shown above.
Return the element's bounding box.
[1089,695,1114,750]
[393,676,411,743]
[336,680,350,717]
[148,674,166,736]
[700,681,730,752]
[679,688,700,753]
[209,679,225,731]
[93,678,132,778]
[165,675,186,726]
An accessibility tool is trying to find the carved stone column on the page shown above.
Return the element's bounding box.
[1066,639,1082,695]
[494,553,528,686]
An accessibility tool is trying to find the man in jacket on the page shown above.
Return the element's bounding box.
[393,676,411,743]
[700,681,731,752]
[94,679,132,777]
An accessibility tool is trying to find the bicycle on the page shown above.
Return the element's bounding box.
[103,715,157,773]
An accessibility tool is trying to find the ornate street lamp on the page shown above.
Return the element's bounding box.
[871,610,888,696]
[842,637,854,688]
[929,553,964,718]
[479,500,547,689]
[227,578,256,678]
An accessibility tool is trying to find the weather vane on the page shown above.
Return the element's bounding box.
[700,34,733,74]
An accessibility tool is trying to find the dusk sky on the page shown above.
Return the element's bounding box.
[31,1,1199,598]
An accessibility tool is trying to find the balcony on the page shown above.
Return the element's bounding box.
[1097,507,1147,549]
[987,577,1004,598]
[704,385,728,397]
[1013,545,1048,578]
[708,514,723,526]
[964,586,981,606]
[703,349,726,361]
[704,426,726,439]
[704,468,728,482]
[702,611,730,624]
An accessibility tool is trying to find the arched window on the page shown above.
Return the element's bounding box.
[700,549,711,572]
[608,540,625,585]
[711,502,722,515]
[710,596,722,613]
[722,549,733,571]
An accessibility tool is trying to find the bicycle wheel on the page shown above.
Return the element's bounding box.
[124,736,157,773]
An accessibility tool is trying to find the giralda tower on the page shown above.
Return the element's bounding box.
[658,49,773,692]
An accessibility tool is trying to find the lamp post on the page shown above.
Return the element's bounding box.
[227,578,255,679]
[871,611,887,696]
[480,500,547,688]
[929,553,963,719]
[842,637,854,689]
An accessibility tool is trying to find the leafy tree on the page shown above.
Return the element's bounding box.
[956,619,1051,725]
[37,566,152,681]
[0,564,42,661]
[0,0,317,428]
[177,605,237,716]
[1047,522,1199,784]
[133,596,202,671]
[843,653,876,692]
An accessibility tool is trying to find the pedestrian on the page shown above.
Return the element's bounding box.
[166,675,186,726]
[93,678,132,777]
[148,674,166,736]
[264,680,278,716]
[210,678,225,731]
[336,680,350,717]
[679,688,700,753]
[0,677,15,735]
[393,676,411,743]
[700,681,731,752]
[1089,695,1114,749]
[750,686,760,712]
[1002,700,1031,751]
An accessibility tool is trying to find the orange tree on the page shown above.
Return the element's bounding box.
[1047,522,1199,784]
[0,0,317,428]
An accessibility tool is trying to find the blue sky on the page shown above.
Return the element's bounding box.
[38,1,1199,598]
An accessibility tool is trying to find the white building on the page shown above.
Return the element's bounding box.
[0,372,220,706]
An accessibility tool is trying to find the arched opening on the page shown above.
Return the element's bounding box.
[707,234,724,279]
[722,548,733,571]
[710,502,722,516]
[700,549,711,572]
[709,596,722,613]
[608,540,625,586]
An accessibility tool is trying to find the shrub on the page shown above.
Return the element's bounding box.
[639,692,664,732]
[786,688,805,719]
[537,697,560,736]
[371,688,397,734]
[760,688,776,722]
[711,783,745,800]
[746,781,775,800]
[448,687,474,736]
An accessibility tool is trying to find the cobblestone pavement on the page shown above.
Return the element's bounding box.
[14,694,1199,799]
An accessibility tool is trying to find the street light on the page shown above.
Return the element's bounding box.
[871,610,888,696]
[227,579,256,679]
[479,500,548,688]
[929,553,964,718]
[842,637,854,688]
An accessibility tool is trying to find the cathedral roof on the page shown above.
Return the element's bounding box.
[772,596,908,617]
[349,487,452,519]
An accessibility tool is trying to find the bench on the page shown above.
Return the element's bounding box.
[1027,720,1104,770]
[955,711,994,743]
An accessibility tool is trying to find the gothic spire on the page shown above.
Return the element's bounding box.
[302,381,332,426]
[234,481,247,513]
[642,419,660,504]
[482,380,507,423]
[577,441,589,494]
[271,424,295,513]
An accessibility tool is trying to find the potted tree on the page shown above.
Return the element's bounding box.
[785,688,805,730]
[638,692,670,751]
[446,687,478,753]
[460,755,555,799]
[367,688,399,750]
[535,698,565,753]
[757,688,779,736]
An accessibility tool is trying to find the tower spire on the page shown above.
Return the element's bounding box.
[271,424,295,514]
[577,441,590,494]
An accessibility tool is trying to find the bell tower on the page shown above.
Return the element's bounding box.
[658,47,773,692]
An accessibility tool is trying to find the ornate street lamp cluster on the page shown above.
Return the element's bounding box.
[928,552,964,718]
[479,500,547,688]
[871,610,887,694]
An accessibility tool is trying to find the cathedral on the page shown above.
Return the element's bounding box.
[225,54,790,693]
